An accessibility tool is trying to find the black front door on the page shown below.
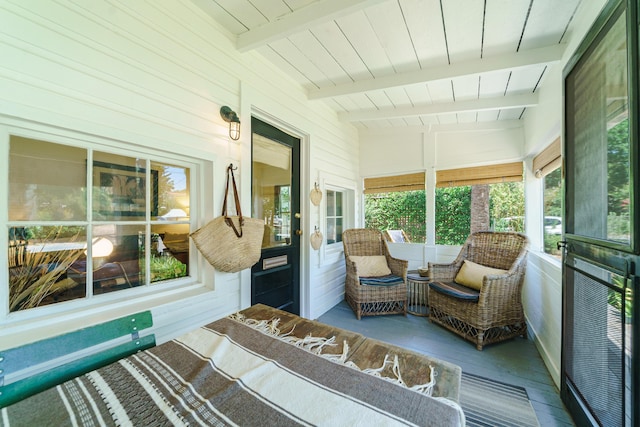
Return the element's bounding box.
[251,117,301,315]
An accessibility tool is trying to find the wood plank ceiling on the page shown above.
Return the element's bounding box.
[194,0,582,130]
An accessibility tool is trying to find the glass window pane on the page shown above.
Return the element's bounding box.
[9,137,87,221]
[151,224,189,282]
[153,162,189,221]
[327,190,336,216]
[93,153,149,221]
[336,192,343,216]
[93,225,143,295]
[366,190,427,244]
[9,225,87,311]
[544,168,563,257]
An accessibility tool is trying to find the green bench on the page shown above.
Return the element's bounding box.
[0,310,155,408]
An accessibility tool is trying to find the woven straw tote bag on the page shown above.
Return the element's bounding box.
[191,164,264,273]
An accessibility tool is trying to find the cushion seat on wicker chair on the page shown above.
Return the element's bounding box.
[343,229,408,320]
[359,274,404,286]
[428,231,530,350]
[428,281,480,302]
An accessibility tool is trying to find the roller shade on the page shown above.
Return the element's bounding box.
[436,162,523,188]
[533,137,561,178]
[364,172,426,194]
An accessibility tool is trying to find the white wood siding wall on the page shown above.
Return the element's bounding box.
[0,0,358,346]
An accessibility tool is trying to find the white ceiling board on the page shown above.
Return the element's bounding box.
[506,66,547,93]
[404,83,433,106]
[283,0,317,9]
[437,113,459,125]
[336,10,395,78]
[385,87,413,108]
[478,71,511,97]
[251,0,294,21]
[441,0,485,62]
[257,45,315,88]
[420,115,440,126]
[452,75,481,101]
[520,0,581,50]
[482,0,531,56]
[288,30,353,86]
[364,1,420,74]
[195,0,587,130]
[236,0,389,51]
[310,21,373,81]
[498,108,525,121]
[366,90,395,109]
[401,0,449,68]
[477,110,500,122]
[191,0,247,34]
[404,116,425,126]
[457,112,478,123]
[347,92,379,110]
[329,96,361,112]
[427,80,454,104]
[268,37,335,87]
[214,0,268,30]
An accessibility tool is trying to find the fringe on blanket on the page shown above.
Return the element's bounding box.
[228,312,436,397]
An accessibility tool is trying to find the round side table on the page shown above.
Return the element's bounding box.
[407,270,430,316]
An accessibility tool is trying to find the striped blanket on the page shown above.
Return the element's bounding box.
[1,313,464,426]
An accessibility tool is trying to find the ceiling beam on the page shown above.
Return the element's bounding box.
[236,0,387,52]
[338,93,539,121]
[310,44,565,100]
[357,120,524,137]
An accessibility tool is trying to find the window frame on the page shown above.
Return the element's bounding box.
[325,188,344,246]
[1,125,211,321]
[317,171,356,266]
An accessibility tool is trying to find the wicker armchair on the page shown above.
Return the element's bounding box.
[428,231,529,350]
[342,229,408,320]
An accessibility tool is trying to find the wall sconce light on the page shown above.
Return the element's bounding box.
[220,106,241,140]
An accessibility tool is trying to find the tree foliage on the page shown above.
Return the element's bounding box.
[366,182,525,246]
[435,186,471,245]
[364,190,426,243]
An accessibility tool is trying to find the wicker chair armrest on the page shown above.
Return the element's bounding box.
[477,270,524,305]
[344,257,358,274]
[427,261,461,282]
[386,256,408,278]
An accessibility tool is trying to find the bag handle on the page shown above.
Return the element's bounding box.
[222,164,244,238]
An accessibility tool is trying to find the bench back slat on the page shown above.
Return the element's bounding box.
[0,310,155,408]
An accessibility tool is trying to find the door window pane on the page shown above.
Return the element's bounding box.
[252,135,293,248]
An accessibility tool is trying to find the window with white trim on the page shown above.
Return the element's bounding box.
[6,136,194,312]
[534,138,562,257]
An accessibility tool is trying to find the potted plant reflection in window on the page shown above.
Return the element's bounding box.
[8,226,85,311]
